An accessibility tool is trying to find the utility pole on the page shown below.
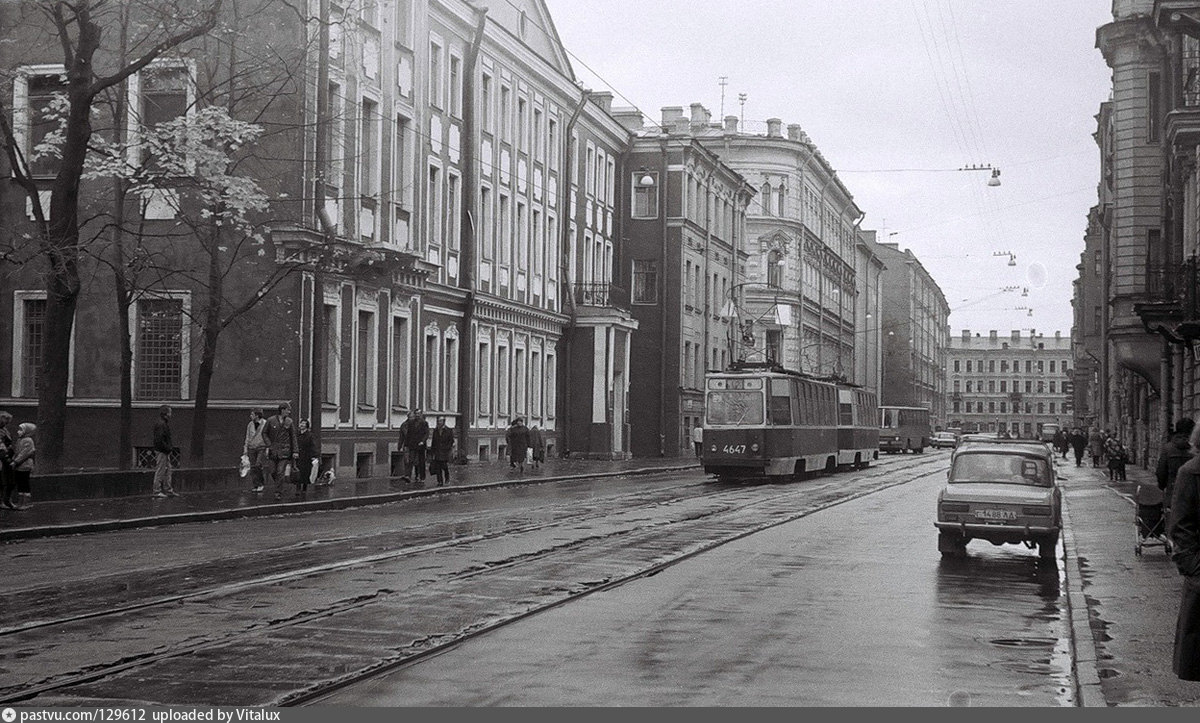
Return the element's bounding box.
[738,93,747,126]
[718,76,728,118]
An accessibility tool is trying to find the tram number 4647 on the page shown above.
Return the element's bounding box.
[721,444,747,454]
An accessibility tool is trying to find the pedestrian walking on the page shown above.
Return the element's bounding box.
[692,424,704,458]
[296,418,317,497]
[429,416,455,486]
[529,424,545,469]
[1107,440,1129,482]
[0,411,15,510]
[10,422,35,510]
[151,405,177,498]
[506,417,530,473]
[243,408,268,493]
[1052,429,1068,460]
[398,409,430,483]
[1070,427,1088,468]
[262,402,298,500]
[1088,427,1105,468]
[1168,422,1200,680]
[1159,419,1196,526]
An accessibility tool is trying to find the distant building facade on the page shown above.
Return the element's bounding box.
[946,330,1074,438]
[868,241,950,429]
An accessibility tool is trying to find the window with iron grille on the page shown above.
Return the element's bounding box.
[21,297,46,398]
[136,297,184,399]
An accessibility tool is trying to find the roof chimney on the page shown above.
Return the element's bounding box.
[724,115,738,133]
[612,108,644,132]
[787,124,804,141]
[661,106,684,129]
[590,91,613,113]
[766,118,783,138]
[961,329,970,342]
[989,330,998,341]
[689,102,711,128]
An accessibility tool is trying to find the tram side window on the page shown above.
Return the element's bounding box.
[769,378,792,425]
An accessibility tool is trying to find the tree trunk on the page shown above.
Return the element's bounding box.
[189,225,226,464]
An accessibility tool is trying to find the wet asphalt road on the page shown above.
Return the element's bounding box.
[316,455,1074,706]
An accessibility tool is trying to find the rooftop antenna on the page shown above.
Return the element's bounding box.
[738,92,747,126]
[719,76,728,118]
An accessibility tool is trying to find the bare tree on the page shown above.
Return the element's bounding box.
[0,0,223,472]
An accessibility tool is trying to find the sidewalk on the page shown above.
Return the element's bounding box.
[1060,456,1200,706]
[0,456,701,542]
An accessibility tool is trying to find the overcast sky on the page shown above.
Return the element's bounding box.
[546,0,1115,339]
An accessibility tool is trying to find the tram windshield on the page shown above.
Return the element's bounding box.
[706,390,765,426]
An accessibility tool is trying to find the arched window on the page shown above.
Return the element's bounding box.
[777,186,785,216]
[760,183,772,215]
[767,250,783,287]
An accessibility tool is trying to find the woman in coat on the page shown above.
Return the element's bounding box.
[505,418,530,472]
[1088,428,1105,468]
[529,424,545,469]
[296,419,317,496]
[1170,422,1200,680]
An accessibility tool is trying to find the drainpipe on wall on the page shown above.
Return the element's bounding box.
[659,136,669,456]
[559,88,590,457]
[456,7,488,462]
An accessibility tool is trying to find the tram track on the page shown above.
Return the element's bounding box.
[1,453,947,706]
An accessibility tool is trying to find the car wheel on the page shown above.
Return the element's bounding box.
[938,530,966,556]
[1037,533,1058,559]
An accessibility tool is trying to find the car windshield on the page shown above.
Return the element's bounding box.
[949,452,1052,487]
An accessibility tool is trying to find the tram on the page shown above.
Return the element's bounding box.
[701,362,878,482]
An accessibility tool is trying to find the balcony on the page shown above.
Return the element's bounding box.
[573,282,631,310]
[1137,257,1199,343]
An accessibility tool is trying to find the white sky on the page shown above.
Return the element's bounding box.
[546,0,1115,339]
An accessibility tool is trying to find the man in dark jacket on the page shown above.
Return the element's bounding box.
[262,402,299,500]
[1070,427,1088,467]
[152,405,177,498]
[1169,424,1200,680]
[429,416,455,486]
[399,410,430,483]
[1160,419,1196,499]
[505,417,530,473]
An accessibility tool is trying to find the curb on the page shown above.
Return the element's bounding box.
[1061,497,1106,707]
[0,464,700,542]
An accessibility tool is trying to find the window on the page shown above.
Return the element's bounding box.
[16,295,46,397]
[360,98,379,199]
[425,332,439,410]
[515,348,526,415]
[357,310,377,408]
[1149,71,1162,143]
[444,334,458,411]
[499,194,511,264]
[760,183,772,215]
[392,316,409,408]
[954,360,960,372]
[1050,360,1057,373]
[324,305,339,403]
[449,55,461,117]
[481,73,492,132]
[533,108,542,161]
[500,85,511,141]
[517,202,528,266]
[633,260,658,304]
[777,186,785,216]
[480,186,493,259]
[498,344,510,415]
[767,251,783,287]
[137,64,192,172]
[429,41,443,108]
[428,165,441,247]
[17,69,66,178]
[478,341,492,414]
[1049,381,1056,393]
[633,173,658,218]
[548,118,558,169]
[135,296,186,400]
[447,173,460,250]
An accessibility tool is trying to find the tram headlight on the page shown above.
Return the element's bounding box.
[750,443,759,452]
[710,444,717,452]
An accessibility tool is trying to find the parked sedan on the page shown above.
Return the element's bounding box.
[930,431,958,449]
[935,442,1063,559]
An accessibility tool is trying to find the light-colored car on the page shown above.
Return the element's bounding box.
[931,431,958,449]
[935,442,1063,559]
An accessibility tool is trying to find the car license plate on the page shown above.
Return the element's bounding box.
[974,508,1017,521]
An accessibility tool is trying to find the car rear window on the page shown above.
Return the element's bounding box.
[950,452,1052,487]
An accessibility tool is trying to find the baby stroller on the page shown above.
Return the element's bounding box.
[1134,483,1171,556]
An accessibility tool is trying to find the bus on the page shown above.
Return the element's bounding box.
[879,405,932,453]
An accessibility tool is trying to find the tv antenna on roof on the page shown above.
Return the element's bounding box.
[719,76,728,118]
